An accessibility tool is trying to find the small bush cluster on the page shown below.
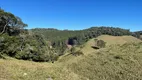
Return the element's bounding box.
[92,39,106,49]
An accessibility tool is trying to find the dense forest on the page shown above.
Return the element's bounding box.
[0,8,141,62]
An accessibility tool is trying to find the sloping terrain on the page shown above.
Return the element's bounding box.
[75,35,141,55]
[0,35,142,80]
[97,35,142,45]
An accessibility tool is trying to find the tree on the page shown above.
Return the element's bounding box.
[0,8,28,35]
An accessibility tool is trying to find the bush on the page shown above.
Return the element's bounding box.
[0,34,20,56]
[92,39,106,49]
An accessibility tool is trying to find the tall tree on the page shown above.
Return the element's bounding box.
[0,8,27,35]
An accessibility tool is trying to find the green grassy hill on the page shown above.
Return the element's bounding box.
[1,35,142,80]
[97,35,142,45]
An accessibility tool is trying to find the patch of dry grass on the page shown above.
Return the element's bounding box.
[0,57,82,80]
[0,59,53,80]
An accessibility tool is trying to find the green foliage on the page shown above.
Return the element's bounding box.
[0,8,27,35]
[0,8,59,62]
[32,27,131,54]
[92,39,106,49]
[0,34,20,56]
[96,40,106,48]
[0,33,59,62]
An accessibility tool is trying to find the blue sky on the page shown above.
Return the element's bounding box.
[0,0,142,31]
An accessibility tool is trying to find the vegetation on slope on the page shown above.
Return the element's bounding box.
[0,35,142,80]
[32,27,131,45]
[0,8,58,62]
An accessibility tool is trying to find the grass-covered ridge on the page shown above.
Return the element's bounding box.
[1,35,142,80]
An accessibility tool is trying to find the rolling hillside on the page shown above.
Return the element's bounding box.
[97,35,142,45]
[1,35,142,80]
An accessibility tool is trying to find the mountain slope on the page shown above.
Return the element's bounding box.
[1,35,142,80]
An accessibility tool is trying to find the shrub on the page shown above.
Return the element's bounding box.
[92,39,106,49]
